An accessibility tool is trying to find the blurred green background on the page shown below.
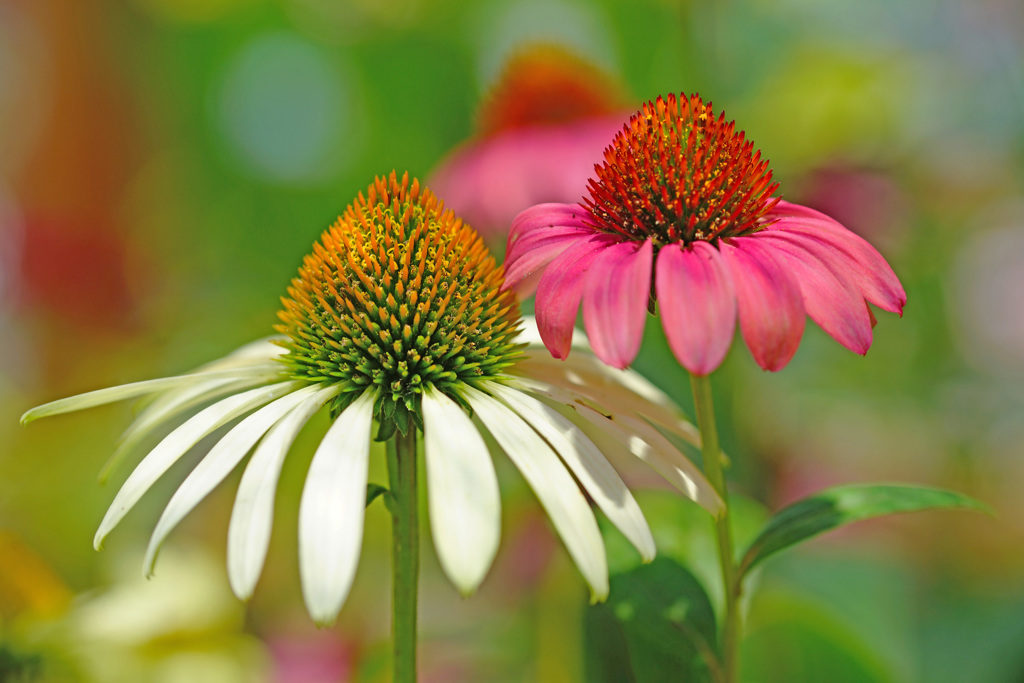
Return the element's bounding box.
[1,0,1022,681]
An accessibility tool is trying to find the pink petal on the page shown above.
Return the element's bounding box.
[536,233,620,359]
[720,237,806,371]
[753,232,873,354]
[503,224,596,297]
[767,199,831,222]
[582,239,654,369]
[766,202,906,314]
[508,203,595,248]
[655,241,737,375]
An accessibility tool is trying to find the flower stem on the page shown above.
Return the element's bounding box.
[689,373,739,682]
[386,429,419,683]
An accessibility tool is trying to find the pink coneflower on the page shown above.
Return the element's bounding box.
[503,93,906,374]
[429,44,629,241]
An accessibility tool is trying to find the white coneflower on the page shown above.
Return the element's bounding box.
[21,173,721,636]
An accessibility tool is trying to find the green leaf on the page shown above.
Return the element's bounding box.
[739,484,991,579]
[584,602,638,683]
[365,483,389,509]
[584,557,721,683]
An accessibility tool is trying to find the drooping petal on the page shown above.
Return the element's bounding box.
[512,352,701,447]
[535,233,619,359]
[464,386,609,600]
[503,225,595,296]
[570,403,724,517]
[100,375,274,484]
[229,384,340,600]
[719,237,806,371]
[582,239,653,369]
[655,241,737,375]
[20,369,272,425]
[94,381,299,550]
[487,381,655,562]
[767,202,905,314]
[753,232,873,354]
[143,385,322,576]
[422,386,501,596]
[298,390,375,626]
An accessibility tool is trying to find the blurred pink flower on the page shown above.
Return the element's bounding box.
[797,164,913,252]
[429,44,629,241]
[19,214,139,331]
[504,93,906,374]
[269,628,356,683]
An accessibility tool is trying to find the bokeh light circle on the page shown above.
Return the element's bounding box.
[213,32,361,185]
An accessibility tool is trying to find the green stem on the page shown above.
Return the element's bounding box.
[689,373,739,682]
[386,429,419,683]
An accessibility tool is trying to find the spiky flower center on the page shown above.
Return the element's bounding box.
[477,43,625,137]
[276,172,522,434]
[585,93,780,246]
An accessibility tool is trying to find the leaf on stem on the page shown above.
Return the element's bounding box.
[738,483,992,580]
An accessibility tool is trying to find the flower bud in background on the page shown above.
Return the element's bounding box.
[429,44,630,244]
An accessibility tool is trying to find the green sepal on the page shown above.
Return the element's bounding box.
[375,417,397,442]
[374,392,390,420]
[406,392,424,432]
[393,400,411,435]
[365,483,389,508]
[738,483,992,580]
[329,389,360,420]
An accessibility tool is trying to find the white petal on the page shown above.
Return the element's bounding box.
[571,403,724,517]
[422,386,501,596]
[127,339,284,413]
[298,390,375,626]
[486,382,655,562]
[200,337,287,367]
[20,369,274,425]
[143,384,323,576]
[515,350,700,445]
[464,386,609,601]
[228,384,339,600]
[100,375,275,484]
[523,344,669,408]
[517,315,593,352]
[94,381,299,550]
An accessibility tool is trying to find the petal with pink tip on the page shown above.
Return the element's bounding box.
[765,204,905,314]
[753,232,873,354]
[503,225,595,296]
[582,239,653,369]
[536,233,619,360]
[720,237,806,371]
[655,241,737,375]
